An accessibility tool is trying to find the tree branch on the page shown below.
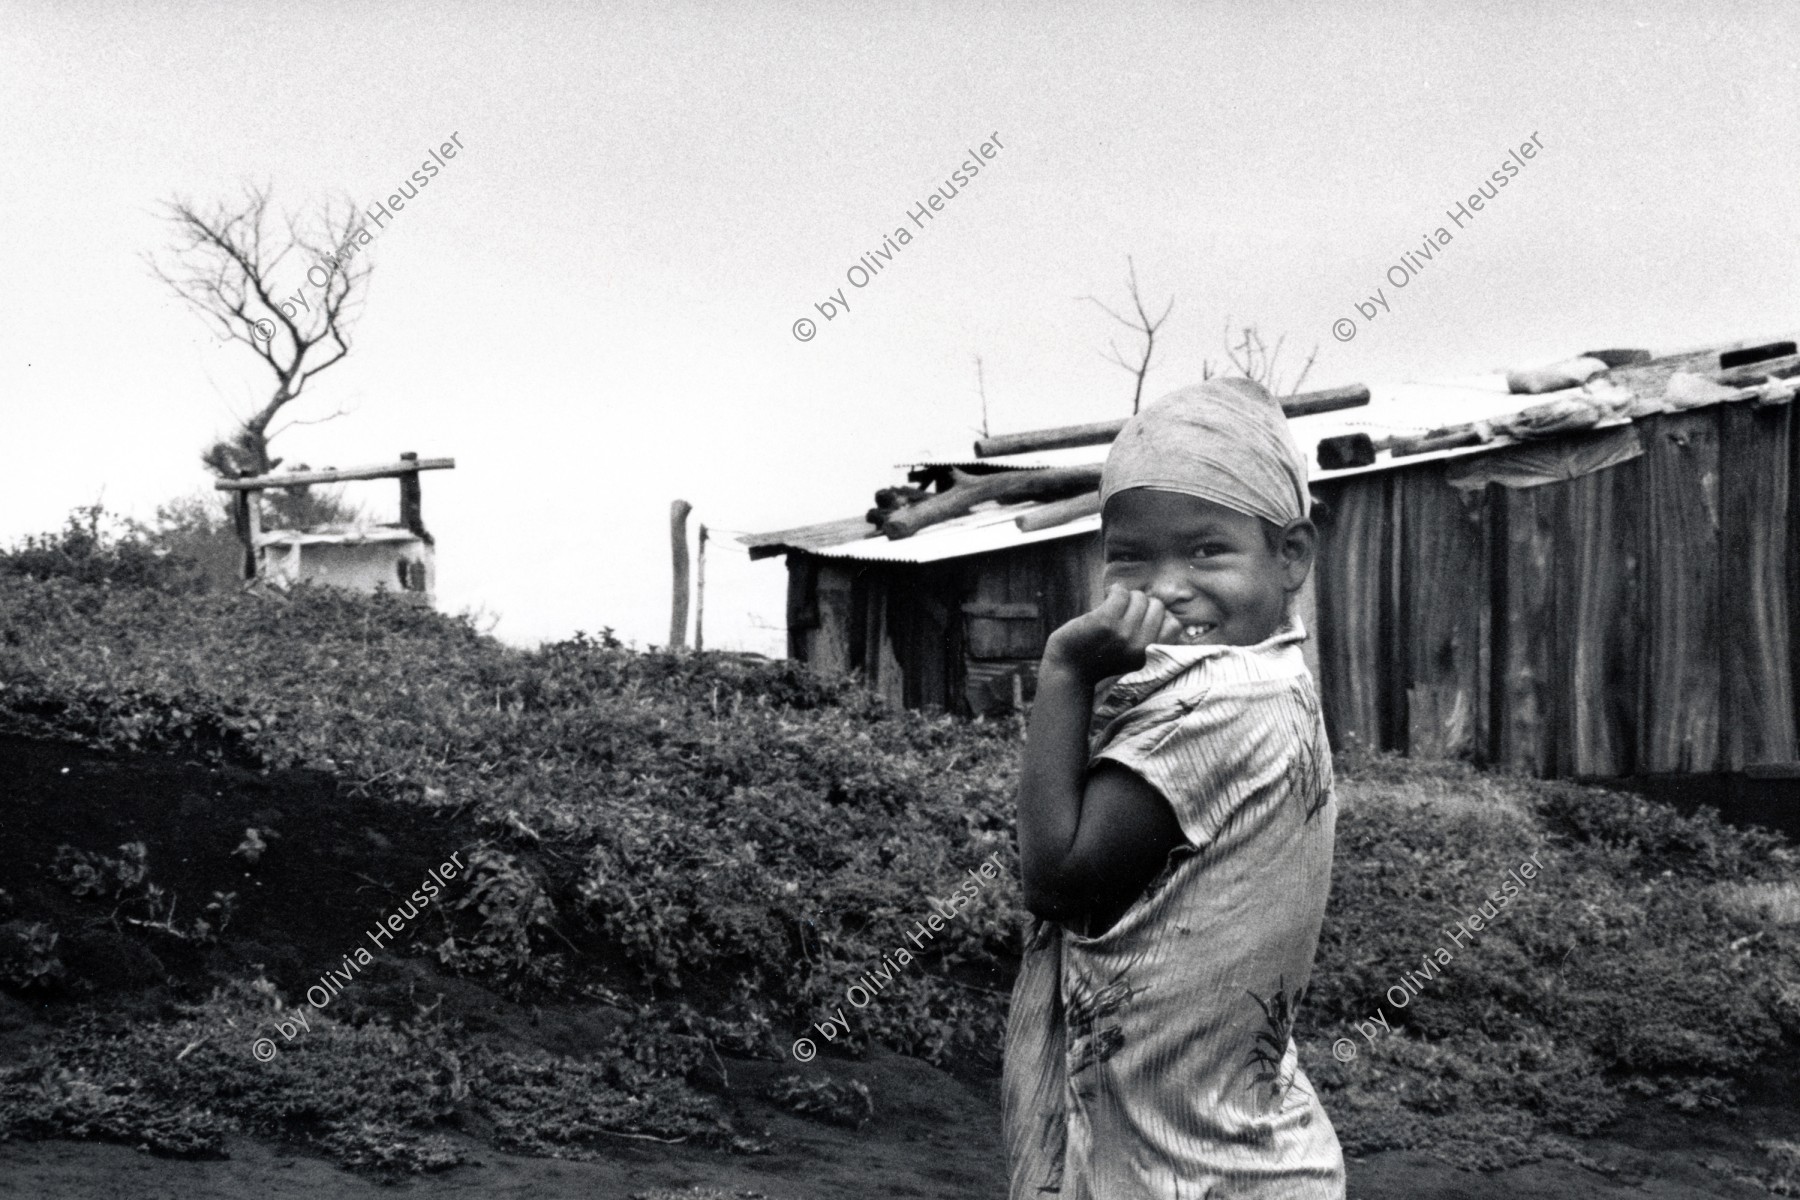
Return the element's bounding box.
[1082,255,1173,414]
[149,185,373,478]
[1216,317,1320,397]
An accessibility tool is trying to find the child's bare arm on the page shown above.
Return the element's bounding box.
[1017,588,1187,923]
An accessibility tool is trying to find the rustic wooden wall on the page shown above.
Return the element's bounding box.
[1720,404,1796,767]
[881,562,962,712]
[1314,477,1395,756]
[1640,411,1722,772]
[1554,456,1643,777]
[1311,403,1798,777]
[1491,481,1558,773]
[1399,472,1487,762]
[955,535,1101,715]
[790,402,1797,773]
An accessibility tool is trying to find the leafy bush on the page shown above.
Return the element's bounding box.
[433,847,562,990]
[0,545,1795,1172]
[0,922,66,992]
[0,573,1022,1069]
[0,503,209,594]
[52,842,151,899]
[1300,755,1798,1161]
[0,978,740,1174]
[766,1072,874,1128]
[50,841,233,946]
[130,491,247,592]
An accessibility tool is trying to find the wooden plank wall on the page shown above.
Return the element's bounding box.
[1554,456,1643,777]
[1398,472,1487,761]
[1311,403,1798,776]
[954,537,1101,715]
[1638,412,1722,772]
[784,553,820,662]
[805,561,857,676]
[1720,404,1796,767]
[888,564,960,712]
[1490,482,1558,773]
[1791,399,1800,771]
[789,401,1797,768]
[1314,478,1395,756]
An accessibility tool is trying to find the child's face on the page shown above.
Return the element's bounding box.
[1101,488,1314,648]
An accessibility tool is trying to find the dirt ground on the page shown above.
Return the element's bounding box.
[1,1067,1795,1199]
[1,733,1795,1199]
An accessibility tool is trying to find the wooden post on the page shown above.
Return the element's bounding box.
[669,500,693,650]
[695,524,709,652]
[231,488,256,580]
[398,450,427,542]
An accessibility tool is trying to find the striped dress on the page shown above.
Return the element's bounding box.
[1002,617,1345,1199]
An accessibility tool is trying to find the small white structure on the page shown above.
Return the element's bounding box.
[215,452,455,607]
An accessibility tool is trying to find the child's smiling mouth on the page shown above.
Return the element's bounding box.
[1174,622,1217,645]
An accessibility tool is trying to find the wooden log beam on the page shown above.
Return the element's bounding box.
[883,466,1102,539]
[971,384,1371,458]
[1720,340,1797,370]
[1582,348,1653,368]
[1015,490,1101,532]
[1390,427,1489,458]
[1281,384,1375,419]
[975,419,1125,459]
[216,457,455,490]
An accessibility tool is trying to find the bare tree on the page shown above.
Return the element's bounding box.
[1207,319,1319,398]
[1082,256,1174,414]
[149,185,372,481]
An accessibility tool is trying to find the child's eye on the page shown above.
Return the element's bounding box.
[1190,543,1231,559]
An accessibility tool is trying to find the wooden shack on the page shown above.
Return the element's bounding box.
[744,340,1800,780]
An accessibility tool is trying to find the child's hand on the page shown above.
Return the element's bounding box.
[1043,585,1182,684]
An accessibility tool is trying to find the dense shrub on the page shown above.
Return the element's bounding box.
[0,552,1795,1172]
[0,503,209,594]
[0,572,1022,1070]
[0,978,734,1173]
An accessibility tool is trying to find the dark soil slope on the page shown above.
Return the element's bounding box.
[0,733,471,1010]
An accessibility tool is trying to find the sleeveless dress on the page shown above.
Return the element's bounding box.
[1002,617,1346,1199]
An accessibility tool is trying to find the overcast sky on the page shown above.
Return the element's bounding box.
[4,1,1796,656]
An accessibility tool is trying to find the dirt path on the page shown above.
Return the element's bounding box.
[0,1130,1779,1199]
[3,1073,1792,1200]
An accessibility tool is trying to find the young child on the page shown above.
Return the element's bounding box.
[1002,377,1345,1199]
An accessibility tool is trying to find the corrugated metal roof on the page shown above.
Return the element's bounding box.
[745,339,1799,564]
[739,500,1098,563]
[813,507,1098,563]
[741,515,876,559]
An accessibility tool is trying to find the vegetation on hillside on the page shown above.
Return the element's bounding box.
[0,509,1796,1179]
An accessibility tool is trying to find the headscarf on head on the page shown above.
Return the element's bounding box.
[1099,377,1309,525]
